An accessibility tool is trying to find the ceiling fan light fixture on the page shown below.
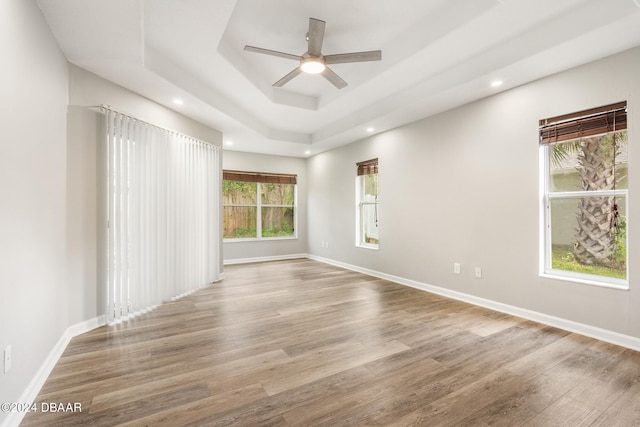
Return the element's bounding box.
[300,57,326,74]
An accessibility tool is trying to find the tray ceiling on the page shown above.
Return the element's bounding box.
[37,0,640,157]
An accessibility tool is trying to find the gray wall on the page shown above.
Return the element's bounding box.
[223,150,307,262]
[308,46,640,339]
[0,0,69,416]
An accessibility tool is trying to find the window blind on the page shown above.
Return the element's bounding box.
[356,158,378,176]
[223,170,297,184]
[539,101,627,145]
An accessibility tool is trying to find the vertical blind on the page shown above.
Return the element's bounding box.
[105,108,221,323]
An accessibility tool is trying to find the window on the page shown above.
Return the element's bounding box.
[356,158,379,249]
[540,102,628,288]
[223,170,296,240]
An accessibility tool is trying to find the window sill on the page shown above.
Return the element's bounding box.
[540,271,628,291]
[224,237,297,243]
[357,243,379,250]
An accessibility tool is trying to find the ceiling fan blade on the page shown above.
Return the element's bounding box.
[324,50,382,64]
[322,66,348,89]
[244,45,302,61]
[273,67,303,87]
[307,18,326,57]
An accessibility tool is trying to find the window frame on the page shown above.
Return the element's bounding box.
[540,170,629,289]
[539,103,629,289]
[223,171,297,242]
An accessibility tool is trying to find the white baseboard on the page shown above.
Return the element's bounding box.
[1,316,105,427]
[307,254,640,352]
[224,253,307,265]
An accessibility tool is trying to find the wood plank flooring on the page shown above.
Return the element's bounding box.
[21,259,640,426]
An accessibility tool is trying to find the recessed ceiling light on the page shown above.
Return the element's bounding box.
[173,99,184,105]
[366,127,375,133]
[304,150,311,155]
[490,80,503,88]
[225,140,233,146]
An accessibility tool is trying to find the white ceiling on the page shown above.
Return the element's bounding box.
[37,0,640,158]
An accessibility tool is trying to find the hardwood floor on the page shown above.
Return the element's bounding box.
[21,259,640,426]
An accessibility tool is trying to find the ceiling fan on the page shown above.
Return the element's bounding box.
[244,17,382,89]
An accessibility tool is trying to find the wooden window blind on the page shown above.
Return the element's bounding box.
[539,101,627,145]
[223,170,296,185]
[356,158,378,176]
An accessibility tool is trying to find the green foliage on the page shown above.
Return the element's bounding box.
[262,220,294,238]
[223,180,257,204]
[224,226,256,239]
[552,245,626,280]
[550,139,580,168]
[364,234,379,245]
[612,214,627,267]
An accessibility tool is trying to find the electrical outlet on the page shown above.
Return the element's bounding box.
[453,263,461,274]
[4,345,11,374]
[475,267,482,278]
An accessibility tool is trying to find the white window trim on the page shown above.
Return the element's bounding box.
[223,182,297,242]
[539,145,629,290]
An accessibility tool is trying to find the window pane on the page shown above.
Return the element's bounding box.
[363,174,378,197]
[549,131,628,192]
[223,206,257,238]
[261,183,294,205]
[360,203,379,245]
[261,207,295,237]
[223,180,257,204]
[549,196,626,280]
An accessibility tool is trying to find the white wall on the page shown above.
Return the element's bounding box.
[223,150,307,262]
[308,46,640,339]
[0,0,69,420]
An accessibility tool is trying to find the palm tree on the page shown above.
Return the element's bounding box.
[553,132,626,267]
[573,134,622,266]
